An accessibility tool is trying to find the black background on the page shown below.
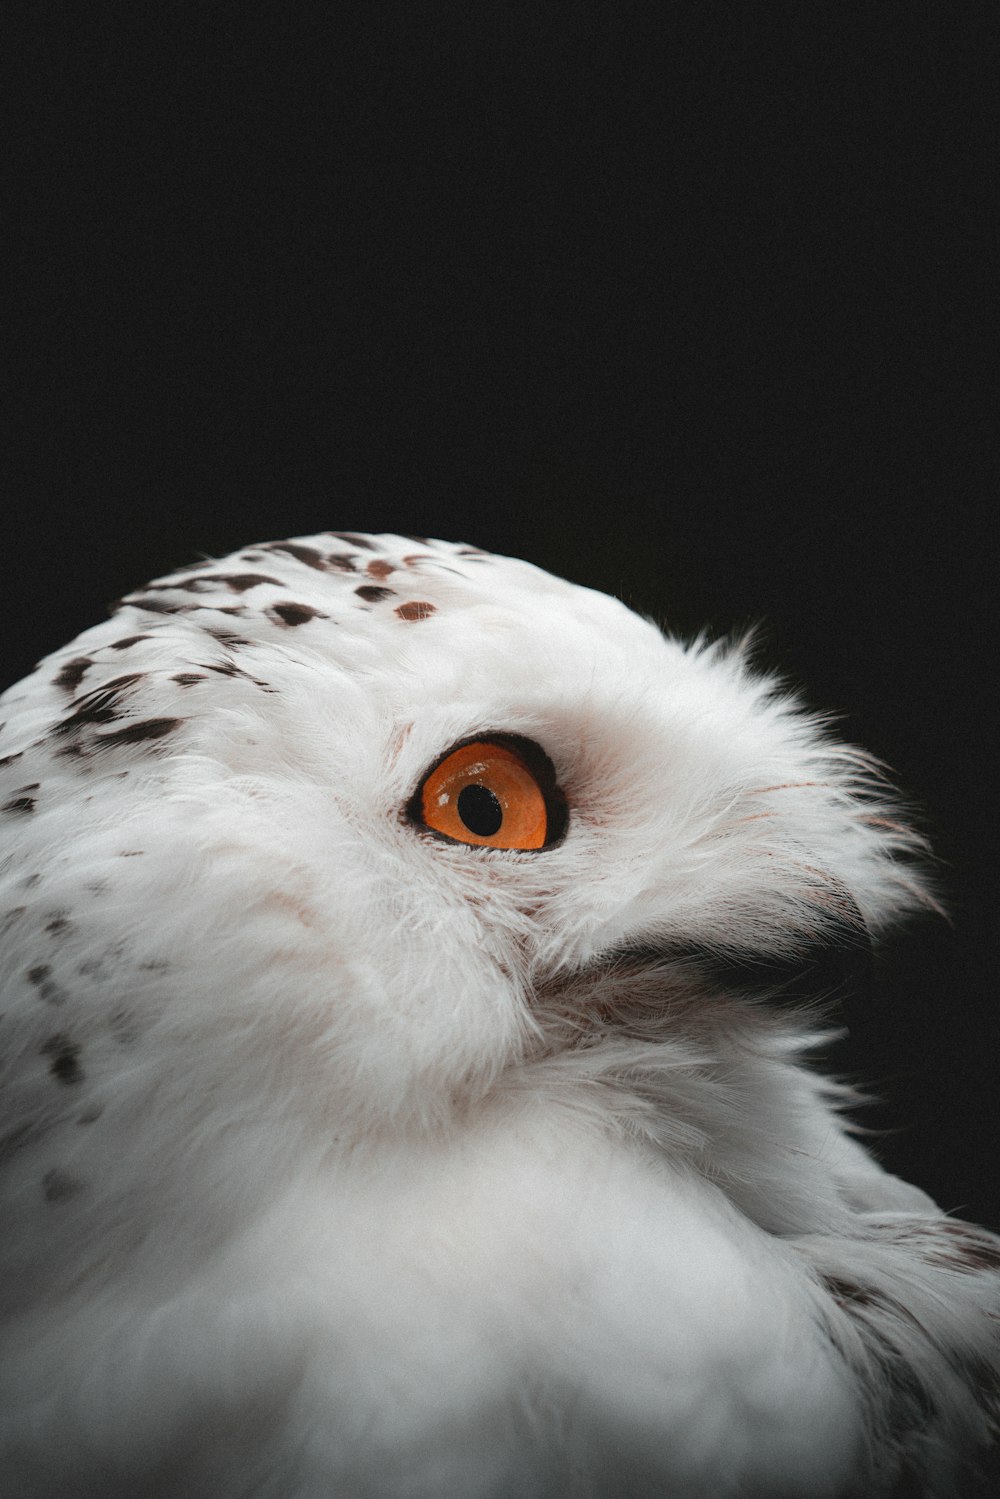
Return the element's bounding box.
[5,9,997,1228]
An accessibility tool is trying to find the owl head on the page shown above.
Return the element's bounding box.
[11,534,1000,1499]
[0,531,933,1268]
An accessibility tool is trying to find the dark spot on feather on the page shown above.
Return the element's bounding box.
[2,795,35,814]
[395,601,436,621]
[332,532,378,550]
[355,585,397,603]
[0,1119,49,1162]
[118,850,145,856]
[122,595,242,619]
[918,1222,1000,1273]
[366,559,395,579]
[206,630,252,647]
[400,534,431,545]
[140,574,276,595]
[213,573,282,592]
[820,1275,876,1310]
[0,751,24,770]
[201,660,243,677]
[22,873,41,888]
[263,542,330,570]
[27,963,66,1005]
[268,602,326,627]
[42,1168,84,1202]
[945,1236,1000,1272]
[109,1008,140,1045]
[53,675,144,735]
[874,1218,1000,1274]
[402,554,433,566]
[172,673,207,686]
[322,553,358,572]
[197,660,268,686]
[112,596,181,615]
[130,580,200,594]
[96,718,182,747]
[40,1035,83,1085]
[45,914,72,935]
[109,635,150,650]
[53,657,94,692]
[2,907,27,932]
[954,1350,1000,1414]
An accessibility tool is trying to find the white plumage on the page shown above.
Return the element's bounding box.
[0,531,996,1497]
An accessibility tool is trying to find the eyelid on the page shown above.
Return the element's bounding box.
[406,733,568,851]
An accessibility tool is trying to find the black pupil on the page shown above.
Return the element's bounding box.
[457,783,503,837]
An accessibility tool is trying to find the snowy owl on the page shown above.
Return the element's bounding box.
[0,530,997,1499]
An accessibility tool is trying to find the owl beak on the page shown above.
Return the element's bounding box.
[591,899,874,1029]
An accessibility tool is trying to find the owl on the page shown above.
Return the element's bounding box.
[0,531,997,1498]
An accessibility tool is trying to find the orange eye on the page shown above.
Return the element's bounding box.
[408,735,566,851]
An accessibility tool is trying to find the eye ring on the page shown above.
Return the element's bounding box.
[406,733,568,851]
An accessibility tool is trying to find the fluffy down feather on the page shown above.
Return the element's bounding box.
[0,531,996,1498]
